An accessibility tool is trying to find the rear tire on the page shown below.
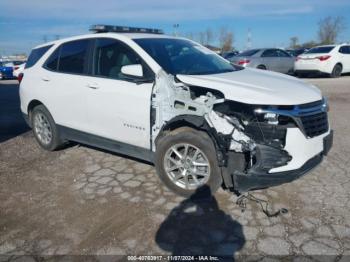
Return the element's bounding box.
[155,127,222,197]
[31,105,63,151]
[296,72,307,78]
[257,65,266,70]
[330,64,342,78]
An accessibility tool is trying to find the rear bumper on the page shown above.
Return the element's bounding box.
[294,70,324,75]
[232,130,333,192]
[294,61,333,74]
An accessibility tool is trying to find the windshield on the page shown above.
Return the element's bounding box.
[237,49,260,57]
[134,38,237,75]
[306,46,335,54]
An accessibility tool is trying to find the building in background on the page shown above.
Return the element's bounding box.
[0,55,27,62]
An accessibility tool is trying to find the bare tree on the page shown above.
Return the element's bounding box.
[289,36,299,48]
[318,16,346,45]
[300,41,318,49]
[198,31,206,45]
[184,32,195,40]
[219,27,234,52]
[205,28,214,45]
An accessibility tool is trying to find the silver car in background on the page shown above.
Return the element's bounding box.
[229,48,295,74]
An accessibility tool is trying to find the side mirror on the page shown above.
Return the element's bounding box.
[121,64,143,78]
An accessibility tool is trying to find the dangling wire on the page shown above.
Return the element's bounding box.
[236,192,288,218]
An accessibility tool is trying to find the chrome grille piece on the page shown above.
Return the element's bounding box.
[255,98,329,138]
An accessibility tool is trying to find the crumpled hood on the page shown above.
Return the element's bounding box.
[177,68,322,105]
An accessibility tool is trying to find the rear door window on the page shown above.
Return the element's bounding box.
[26,45,53,69]
[58,40,89,74]
[237,49,260,57]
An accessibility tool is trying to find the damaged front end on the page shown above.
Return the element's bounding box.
[151,70,330,193]
[214,98,331,193]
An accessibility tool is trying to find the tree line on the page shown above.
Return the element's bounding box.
[181,16,346,52]
[183,27,234,53]
[289,16,346,49]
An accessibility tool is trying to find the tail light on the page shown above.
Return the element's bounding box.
[238,59,250,65]
[14,66,19,70]
[317,55,331,61]
[18,73,24,83]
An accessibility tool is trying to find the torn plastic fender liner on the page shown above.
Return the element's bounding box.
[204,111,255,153]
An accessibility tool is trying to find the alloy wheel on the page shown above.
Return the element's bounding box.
[33,113,53,145]
[163,143,211,190]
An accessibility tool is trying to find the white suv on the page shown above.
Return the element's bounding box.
[20,25,333,196]
[295,44,350,77]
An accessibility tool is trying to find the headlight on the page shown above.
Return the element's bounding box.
[254,109,279,125]
[263,112,279,125]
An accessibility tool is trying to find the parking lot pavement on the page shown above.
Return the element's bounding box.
[0,77,350,259]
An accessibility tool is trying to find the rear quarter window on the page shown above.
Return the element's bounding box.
[26,45,53,69]
[237,49,260,57]
[45,47,60,71]
[261,49,279,57]
[306,46,335,54]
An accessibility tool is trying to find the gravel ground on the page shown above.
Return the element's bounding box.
[0,76,349,261]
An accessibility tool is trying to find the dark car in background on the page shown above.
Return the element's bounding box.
[286,48,309,57]
[0,61,24,80]
[229,48,295,74]
[0,62,14,80]
[221,51,239,60]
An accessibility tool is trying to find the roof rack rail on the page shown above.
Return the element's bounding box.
[90,24,164,34]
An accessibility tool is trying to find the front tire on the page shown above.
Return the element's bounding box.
[155,127,222,197]
[31,105,63,151]
[330,64,342,78]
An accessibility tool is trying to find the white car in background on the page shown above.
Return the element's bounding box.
[13,63,26,78]
[294,44,350,78]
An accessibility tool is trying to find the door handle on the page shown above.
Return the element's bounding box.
[42,77,50,82]
[87,83,99,89]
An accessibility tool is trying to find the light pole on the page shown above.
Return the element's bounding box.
[173,24,179,37]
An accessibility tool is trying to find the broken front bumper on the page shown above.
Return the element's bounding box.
[232,129,333,193]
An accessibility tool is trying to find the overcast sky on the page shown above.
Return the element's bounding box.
[1,0,350,54]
